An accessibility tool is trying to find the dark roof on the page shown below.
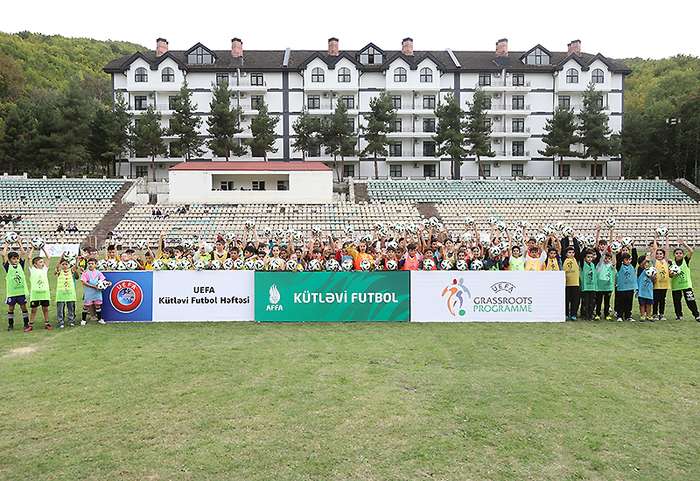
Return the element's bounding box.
[104,44,631,75]
[169,161,331,172]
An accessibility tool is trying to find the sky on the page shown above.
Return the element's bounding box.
[1,0,698,60]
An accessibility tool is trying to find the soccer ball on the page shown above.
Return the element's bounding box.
[183,239,194,251]
[554,221,565,232]
[386,241,398,250]
[496,221,506,232]
[423,258,435,271]
[253,259,265,271]
[585,235,597,248]
[275,229,285,240]
[489,246,502,257]
[312,225,322,235]
[562,226,574,238]
[308,259,322,271]
[106,259,118,271]
[543,225,555,236]
[380,227,389,238]
[465,216,475,226]
[245,219,256,229]
[167,259,179,270]
[126,260,139,270]
[95,279,110,291]
[396,222,407,232]
[267,259,280,271]
[646,266,658,277]
[63,251,76,262]
[655,226,669,238]
[429,217,439,227]
[341,258,354,271]
[669,263,682,275]
[461,232,472,243]
[180,259,192,270]
[516,220,528,228]
[151,259,164,271]
[421,219,430,228]
[487,216,498,226]
[294,231,303,242]
[361,233,373,243]
[456,260,469,271]
[605,217,616,228]
[326,259,340,271]
[441,259,453,270]
[96,260,108,271]
[386,259,398,271]
[31,236,45,249]
[610,241,623,254]
[621,237,633,248]
[115,261,127,271]
[194,259,207,271]
[286,260,298,271]
[135,239,148,250]
[210,259,221,271]
[471,259,484,271]
[233,259,245,270]
[512,232,524,244]
[374,221,385,230]
[4,232,18,244]
[344,225,354,235]
[262,227,272,238]
[481,237,492,248]
[499,241,509,252]
[222,259,234,270]
[359,259,371,271]
[407,223,418,234]
[244,259,256,271]
[224,232,236,242]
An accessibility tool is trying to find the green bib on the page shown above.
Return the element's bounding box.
[580,262,597,292]
[671,260,693,291]
[509,257,524,271]
[596,263,615,291]
[55,269,77,302]
[30,267,51,301]
[5,263,28,298]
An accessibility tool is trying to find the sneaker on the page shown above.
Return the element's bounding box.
[23,325,33,331]
[627,318,635,322]
[68,322,75,327]
[696,316,700,322]
[80,320,86,326]
[660,315,666,321]
[594,315,600,321]
[606,316,613,321]
[676,316,683,321]
[45,324,53,330]
[98,319,105,325]
[617,317,623,322]
[58,324,64,329]
[652,314,659,321]
[570,316,577,321]
[5,326,13,331]
[640,317,646,322]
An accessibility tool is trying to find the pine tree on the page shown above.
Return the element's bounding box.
[291,107,320,161]
[320,99,356,181]
[87,108,113,174]
[55,79,96,175]
[28,94,61,176]
[465,88,494,179]
[433,92,468,179]
[106,91,132,176]
[246,100,279,161]
[0,99,33,175]
[169,81,204,161]
[539,105,582,177]
[361,89,397,179]
[132,105,167,181]
[579,82,614,178]
[207,80,246,160]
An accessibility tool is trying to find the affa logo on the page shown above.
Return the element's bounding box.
[441,278,471,317]
[267,284,283,311]
[110,280,144,313]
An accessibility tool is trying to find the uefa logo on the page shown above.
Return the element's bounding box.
[110,280,144,313]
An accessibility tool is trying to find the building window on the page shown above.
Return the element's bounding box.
[390,164,402,177]
[394,67,407,82]
[420,67,433,83]
[591,163,603,177]
[478,73,491,86]
[512,141,525,157]
[482,164,491,177]
[252,181,266,191]
[558,95,571,108]
[526,48,549,65]
[389,142,402,157]
[136,166,149,178]
[512,73,524,86]
[423,95,436,109]
[343,164,355,178]
[308,145,320,157]
[161,67,175,82]
[423,118,435,133]
[596,96,605,109]
[512,95,524,110]
[277,180,288,191]
[566,68,579,83]
[250,73,264,86]
[423,141,436,157]
[346,118,355,131]
[134,96,148,110]
[512,118,524,133]
[341,95,354,109]
[135,67,148,82]
[187,47,213,64]
[424,164,436,177]
[308,95,320,109]
[338,67,351,83]
[168,95,179,110]
[251,95,264,110]
[311,67,325,83]
[561,164,571,177]
[216,73,229,86]
[484,118,492,130]
[360,47,382,64]
[592,68,604,84]
[512,163,524,176]
[394,118,402,132]
[220,181,234,191]
[392,95,402,109]
[484,95,492,109]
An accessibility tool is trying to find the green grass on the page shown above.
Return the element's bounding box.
[1,257,699,480]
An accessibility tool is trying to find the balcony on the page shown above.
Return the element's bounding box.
[478,80,532,91]
[489,127,532,137]
[487,104,531,115]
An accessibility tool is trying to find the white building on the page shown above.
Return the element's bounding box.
[104,37,631,181]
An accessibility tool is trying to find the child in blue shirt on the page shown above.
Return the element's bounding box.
[636,253,655,321]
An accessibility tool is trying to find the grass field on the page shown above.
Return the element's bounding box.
[1,257,700,480]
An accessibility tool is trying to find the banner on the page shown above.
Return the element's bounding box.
[255,271,410,322]
[410,271,565,322]
[152,270,254,322]
[102,271,154,322]
[39,244,79,257]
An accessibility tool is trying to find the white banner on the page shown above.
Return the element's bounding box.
[152,271,255,322]
[410,271,565,322]
[40,244,79,257]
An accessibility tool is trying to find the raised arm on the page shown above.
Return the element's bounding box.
[679,237,693,259]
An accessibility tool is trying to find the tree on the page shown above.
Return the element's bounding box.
[579,82,615,178]
[320,99,356,181]
[106,91,133,176]
[54,79,97,175]
[132,105,167,181]
[207,80,246,160]
[0,99,33,174]
[246,100,279,161]
[361,89,397,179]
[27,93,62,176]
[539,105,582,177]
[291,107,320,161]
[464,88,494,179]
[433,92,468,179]
[87,108,113,174]
[169,81,204,161]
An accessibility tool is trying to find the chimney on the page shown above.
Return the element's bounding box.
[402,37,414,56]
[495,38,508,58]
[156,38,168,57]
[568,39,581,56]
[231,38,243,58]
[328,37,339,56]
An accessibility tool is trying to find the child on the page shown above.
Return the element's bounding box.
[399,243,422,271]
[562,246,581,321]
[27,245,52,331]
[595,252,616,320]
[2,237,30,331]
[55,256,78,328]
[509,245,524,271]
[80,258,111,325]
[579,248,599,321]
[541,245,562,271]
[651,233,671,320]
[637,253,655,321]
[615,253,637,322]
[669,238,700,322]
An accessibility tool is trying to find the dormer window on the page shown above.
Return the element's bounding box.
[311,67,325,82]
[525,47,550,65]
[360,47,383,64]
[135,67,148,82]
[187,46,213,64]
[420,68,433,83]
[394,67,407,82]
[566,68,578,83]
[161,67,175,82]
[592,68,604,83]
[338,67,351,83]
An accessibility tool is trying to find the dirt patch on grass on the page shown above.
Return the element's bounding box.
[4,345,39,358]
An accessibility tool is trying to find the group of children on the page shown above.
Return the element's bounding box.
[3,237,111,330]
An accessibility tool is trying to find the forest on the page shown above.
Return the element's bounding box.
[0,30,698,182]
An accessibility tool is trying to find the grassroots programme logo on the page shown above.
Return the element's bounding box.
[441,277,471,317]
[110,280,144,313]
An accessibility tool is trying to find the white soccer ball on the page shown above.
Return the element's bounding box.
[461,232,472,243]
[605,217,616,228]
[496,221,507,232]
[465,216,475,226]
[31,236,45,249]
[669,263,682,275]
[96,260,108,271]
[621,237,633,248]
[655,226,669,238]
[233,258,245,270]
[441,259,453,270]
[386,259,398,271]
[63,251,76,262]
[646,266,658,277]
[194,259,207,271]
[182,239,194,251]
[554,221,565,232]
[106,259,118,271]
[326,259,340,271]
[253,259,265,271]
[359,259,371,271]
[294,231,303,242]
[456,260,469,271]
[245,219,256,229]
[344,224,354,235]
[421,218,430,228]
[95,279,110,291]
[222,259,234,270]
[380,227,389,238]
[210,259,221,271]
[4,232,18,244]
[135,239,148,250]
[286,259,298,271]
[428,217,439,227]
[266,259,279,271]
[481,237,491,248]
[126,260,139,270]
[180,259,192,271]
[262,227,272,238]
[275,229,285,240]
[610,241,623,254]
[308,259,322,271]
[244,259,256,271]
[225,232,236,242]
[341,258,354,271]
[423,258,435,271]
[470,259,484,271]
[489,246,502,257]
[585,235,596,248]
[512,232,525,244]
[562,226,574,238]
[116,261,127,271]
[386,241,398,250]
[312,225,322,235]
[167,259,179,270]
[487,216,498,226]
[151,259,164,271]
[396,221,407,232]
[407,223,418,234]
[499,241,509,252]
[361,233,373,243]
[543,225,555,236]
[516,220,529,228]
[374,221,385,230]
